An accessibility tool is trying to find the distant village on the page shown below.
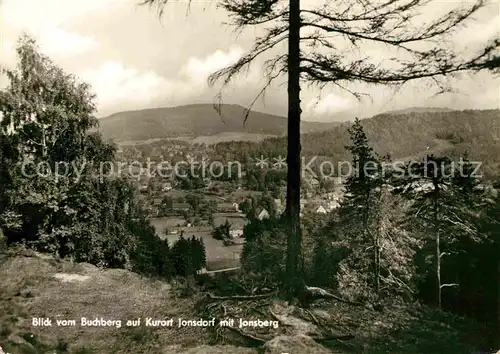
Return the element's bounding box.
[114,142,345,270]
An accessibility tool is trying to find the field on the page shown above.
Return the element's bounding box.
[190,132,277,145]
[148,217,186,231]
[149,218,243,270]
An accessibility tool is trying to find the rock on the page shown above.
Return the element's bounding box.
[272,312,317,334]
[1,335,37,354]
[263,334,333,353]
[164,345,258,353]
[311,309,332,321]
[53,273,91,283]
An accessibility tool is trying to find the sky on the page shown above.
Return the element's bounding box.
[0,0,499,121]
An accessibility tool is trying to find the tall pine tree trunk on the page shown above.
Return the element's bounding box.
[41,124,47,157]
[285,0,302,298]
[433,188,442,309]
[436,228,442,309]
[375,203,381,295]
[496,246,500,349]
[374,232,380,294]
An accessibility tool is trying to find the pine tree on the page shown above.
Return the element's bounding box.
[171,235,191,277]
[401,154,481,308]
[198,237,207,269]
[310,233,332,287]
[338,118,384,296]
[482,185,500,348]
[188,235,207,272]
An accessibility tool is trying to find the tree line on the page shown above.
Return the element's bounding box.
[239,118,500,347]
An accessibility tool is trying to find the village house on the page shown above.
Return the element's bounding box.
[274,199,284,213]
[256,208,270,220]
[325,192,338,200]
[315,205,327,214]
[213,214,248,238]
[172,203,191,213]
[217,202,239,213]
[309,177,320,188]
[230,228,244,238]
[326,200,341,211]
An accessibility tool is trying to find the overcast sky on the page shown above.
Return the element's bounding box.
[0,0,498,121]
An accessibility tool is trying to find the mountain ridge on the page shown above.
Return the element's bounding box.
[98,104,342,142]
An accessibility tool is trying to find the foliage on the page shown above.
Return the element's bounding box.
[203,109,500,181]
[333,118,385,300]
[0,36,173,278]
[398,153,485,308]
[144,0,499,309]
[241,217,286,285]
[212,220,230,240]
[170,234,207,277]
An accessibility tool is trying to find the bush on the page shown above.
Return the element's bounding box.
[241,218,286,285]
[170,235,206,277]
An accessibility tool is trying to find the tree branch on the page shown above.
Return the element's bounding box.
[206,291,277,301]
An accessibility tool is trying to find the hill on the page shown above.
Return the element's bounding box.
[212,109,500,178]
[0,249,489,354]
[383,106,455,115]
[98,104,340,143]
[301,109,500,163]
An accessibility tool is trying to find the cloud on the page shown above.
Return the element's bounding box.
[0,29,98,70]
[0,40,16,69]
[306,93,355,116]
[183,47,244,83]
[79,47,264,115]
[0,0,112,62]
[461,13,499,46]
[79,61,178,111]
[0,0,116,30]
[39,29,99,58]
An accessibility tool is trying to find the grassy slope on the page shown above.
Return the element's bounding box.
[0,248,492,354]
[97,104,340,143]
[0,249,214,354]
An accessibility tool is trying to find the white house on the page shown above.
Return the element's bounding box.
[274,199,284,213]
[326,200,341,210]
[214,215,247,238]
[257,208,270,220]
[316,205,327,214]
[229,229,244,238]
[309,178,320,187]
